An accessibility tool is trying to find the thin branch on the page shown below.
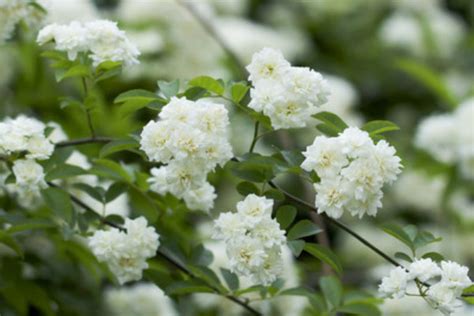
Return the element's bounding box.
[177,0,247,80]
[81,77,96,138]
[46,182,262,315]
[249,121,260,153]
[268,181,402,268]
[55,137,114,148]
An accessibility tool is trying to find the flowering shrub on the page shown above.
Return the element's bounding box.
[0,1,473,316]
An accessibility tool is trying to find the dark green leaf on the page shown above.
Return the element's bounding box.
[220,268,239,291]
[236,181,260,196]
[304,243,343,275]
[362,120,400,136]
[313,111,349,133]
[128,187,158,223]
[99,139,138,158]
[414,231,442,249]
[320,275,343,309]
[231,82,249,103]
[45,164,87,181]
[380,223,414,252]
[0,231,23,257]
[91,159,133,183]
[263,188,285,201]
[105,182,128,203]
[394,252,413,263]
[189,76,224,95]
[166,280,214,295]
[73,183,104,202]
[114,89,159,104]
[288,240,305,257]
[287,220,322,240]
[58,64,90,81]
[276,205,297,230]
[158,80,180,98]
[41,187,75,224]
[422,252,445,262]
[316,123,340,137]
[337,303,381,316]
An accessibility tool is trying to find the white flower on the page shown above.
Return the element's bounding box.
[246,47,290,83]
[246,47,330,129]
[37,19,140,67]
[213,195,286,285]
[439,261,472,293]
[415,98,474,180]
[88,217,160,284]
[236,194,273,226]
[378,266,410,299]
[408,258,441,282]
[12,159,46,189]
[105,283,177,316]
[314,178,350,219]
[141,97,233,211]
[0,115,55,160]
[1,0,43,42]
[426,283,459,315]
[303,127,401,219]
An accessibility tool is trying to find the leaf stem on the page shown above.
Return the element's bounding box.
[55,137,114,147]
[249,121,260,153]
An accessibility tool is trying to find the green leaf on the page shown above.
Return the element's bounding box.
[313,111,349,133]
[394,252,413,263]
[462,285,474,305]
[228,160,274,183]
[304,243,343,275]
[105,182,128,203]
[158,80,180,99]
[91,159,133,183]
[395,58,457,108]
[94,61,122,82]
[422,251,445,262]
[316,123,340,137]
[59,96,82,109]
[263,188,285,201]
[45,164,87,181]
[236,181,260,196]
[276,205,297,230]
[58,64,90,81]
[362,120,400,136]
[320,275,343,309]
[287,220,322,240]
[99,139,138,158]
[220,268,239,291]
[7,219,55,234]
[413,231,442,249]
[183,86,207,100]
[337,303,381,316]
[128,187,158,223]
[231,82,249,103]
[41,187,75,225]
[189,76,224,95]
[73,183,104,202]
[166,280,214,295]
[288,240,305,257]
[380,223,414,252]
[0,231,23,257]
[114,89,159,104]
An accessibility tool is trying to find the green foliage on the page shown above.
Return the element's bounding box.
[99,138,139,158]
[304,243,343,275]
[362,120,400,137]
[188,76,225,95]
[313,111,349,136]
[287,220,322,240]
[275,205,297,229]
[381,223,442,255]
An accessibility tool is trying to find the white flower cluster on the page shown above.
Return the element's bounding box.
[301,127,402,219]
[212,194,286,285]
[379,259,472,315]
[0,0,43,42]
[105,283,177,316]
[0,116,57,206]
[140,97,233,212]
[415,98,474,180]
[88,217,159,284]
[37,19,140,67]
[246,47,330,130]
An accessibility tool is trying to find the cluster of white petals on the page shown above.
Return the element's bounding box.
[415,98,474,180]
[88,217,160,284]
[0,0,43,42]
[379,259,472,315]
[105,283,177,316]
[212,195,286,285]
[302,127,402,219]
[37,19,140,67]
[0,116,57,206]
[246,47,330,129]
[140,97,233,211]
